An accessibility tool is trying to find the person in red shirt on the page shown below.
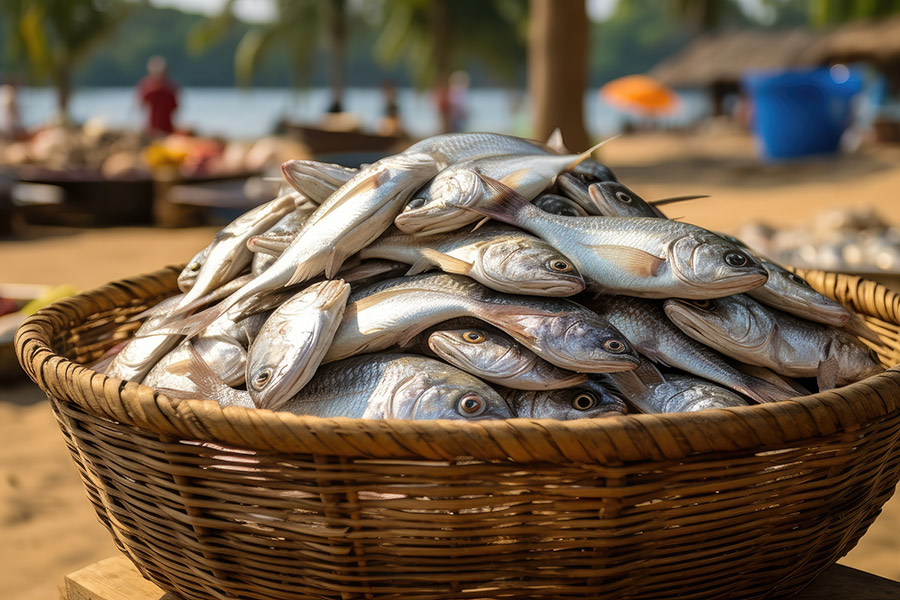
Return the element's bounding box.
[137,56,178,136]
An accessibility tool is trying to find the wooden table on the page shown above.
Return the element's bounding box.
[64,556,900,600]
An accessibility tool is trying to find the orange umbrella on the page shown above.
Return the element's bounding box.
[600,75,680,117]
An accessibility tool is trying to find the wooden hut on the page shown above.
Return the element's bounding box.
[650,29,823,116]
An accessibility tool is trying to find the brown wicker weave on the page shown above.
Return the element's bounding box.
[15,266,900,600]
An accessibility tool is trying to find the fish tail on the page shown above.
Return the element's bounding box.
[564,135,620,171]
[736,377,800,403]
[463,174,533,226]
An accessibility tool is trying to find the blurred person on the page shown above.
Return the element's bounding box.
[137,56,179,136]
[0,83,23,140]
[449,70,470,133]
[377,79,404,136]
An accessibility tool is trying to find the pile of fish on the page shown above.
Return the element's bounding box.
[738,206,900,274]
[97,132,885,422]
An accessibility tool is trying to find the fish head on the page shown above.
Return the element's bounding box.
[499,307,639,373]
[655,375,748,412]
[664,295,772,351]
[510,379,626,419]
[668,234,768,297]
[394,169,482,235]
[533,194,588,217]
[474,238,585,296]
[756,262,851,326]
[178,247,210,292]
[246,280,351,408]
[587,181,660,218]
[428,328,532,379]
[390,366,513,420]
[571,159,618,183]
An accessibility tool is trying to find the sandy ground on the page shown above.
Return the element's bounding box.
[1,129,899,598]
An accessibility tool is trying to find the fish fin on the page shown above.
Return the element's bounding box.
[634,360,666,385]
[405,258,433,277]
[458,174,531,225]
[564,135,620,171]
[471,217,490,232]
[287,255,325,286]
[164,358,192,376]
[650,195,709,207]
[498,168,533,190]
[589,245,666,277]
[324,237,361,279]
[607,370,649,400]
[183,342,252,407]
[417,248,473,276]
[817,356,839,391]
[546,128,568,153]
[149,303,228,339]
[737,377,799,403]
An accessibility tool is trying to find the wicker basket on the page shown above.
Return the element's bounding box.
[15,266,900,600]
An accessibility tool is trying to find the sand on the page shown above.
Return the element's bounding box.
[1,129,898,599]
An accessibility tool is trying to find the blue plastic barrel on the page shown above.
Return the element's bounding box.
[743,68,862,160]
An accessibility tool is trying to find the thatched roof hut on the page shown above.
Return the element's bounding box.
[650,29,823,90]
[803,15,900,64]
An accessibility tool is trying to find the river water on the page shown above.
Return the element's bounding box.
[16,86,709,139]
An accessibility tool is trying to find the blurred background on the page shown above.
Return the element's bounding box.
[2,1,900,598]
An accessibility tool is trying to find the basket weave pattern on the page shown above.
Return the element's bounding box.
[15,266,900,600]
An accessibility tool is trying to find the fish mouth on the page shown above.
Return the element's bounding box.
[515,277,585,297]
[394,207,463,235]
[664,300,733,346]
[545,348,640,373]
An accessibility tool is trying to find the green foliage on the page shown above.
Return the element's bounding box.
[806,0,900,26]
[374,0,527,89]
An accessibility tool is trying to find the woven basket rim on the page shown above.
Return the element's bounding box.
[15,265,900,463]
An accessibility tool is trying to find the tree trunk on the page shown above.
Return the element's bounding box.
[328,0,347,112]
[528,0,590,150]
[54,65,71,125]
[430,0,452,133]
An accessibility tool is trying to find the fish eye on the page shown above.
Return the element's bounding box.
[724,252,749,267]
[788,273,810,287]
[572,392,597,411]
[406,197,427,210]
[692,299,713,310]
[614,190,633,204]
[463,331,485,343]
[603,339,627,353]
[252,368,272,389]
[548,259,574,273]
[188,261,201,272]
[458,394,486,416]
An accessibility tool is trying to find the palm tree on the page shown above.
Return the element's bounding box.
[190,0,348,111]
[375,0,526,133]
[2,0,130,123]
[528,0,590,150]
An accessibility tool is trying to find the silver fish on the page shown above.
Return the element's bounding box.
[247,207,316,257]
[607,361,749,413]
[533,193,590,217]
[401,132,556,168]
[359,225,584,296]
[324,273,639,373]
[585,295,796,403]
[173,193,298,313]
[177,246,210,292]
[663,295,884,389]
[556,173,605,215]
[151,342,254,408]
[464,177,768,300]
[106,274,255,382]
[281,159,357,204]
[166,152,440,338]
[500,379,627,419]
[394,145,600,236]
[246,280,350,410]
[586,181,667,218]
[584,185,849,326]
[427,327,587,390]
[280,354,513,420]
[144,337,246,393]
